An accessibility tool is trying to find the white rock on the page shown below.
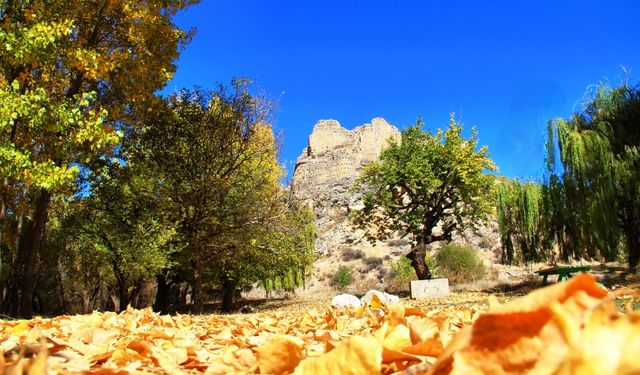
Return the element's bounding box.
[384,293,400,305]
[360,290,400,306]
[331,294,362,309]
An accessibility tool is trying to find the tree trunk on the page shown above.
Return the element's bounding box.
[18,188,51,318]
[117,276,128,312]
[153,273,169,313]
[82,293,91,314]
[221,278,237,313]
[625,215,640,273]
[406,241,432,280]
[192,259,204,314]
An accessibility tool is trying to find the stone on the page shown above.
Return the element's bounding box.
[292,117,400,200]
[239,305,255,314]
[331,293,362,309]
[410,279,450,299]
[360,290,400,306]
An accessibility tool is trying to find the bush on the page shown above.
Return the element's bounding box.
[341,248,365,261]
[435,244,486,283]
[386,254,438,293]
[390,257,416,281]
[333,266,354,291]
[390,254,437,280]
[363,256,383,271]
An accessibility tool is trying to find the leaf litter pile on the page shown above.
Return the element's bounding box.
[1,275,639,374]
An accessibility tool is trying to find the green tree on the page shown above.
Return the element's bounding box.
[0,0,196,317]
[547,83,640,270]
[49,162,177,312]
[142,82,314,313]
[354,115,496,279]
[496,178,550,264]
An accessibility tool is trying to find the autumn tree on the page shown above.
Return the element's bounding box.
[353,116,496,279]
[142,82,314,313]
[546,83,640,270]
[200,124,315,312]
[0,0,196,317]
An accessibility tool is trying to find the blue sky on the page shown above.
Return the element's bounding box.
[164,1,640,180]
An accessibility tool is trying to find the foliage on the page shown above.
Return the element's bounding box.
[353,115,496,280]
[45,162,178,312]
[435,243,486,283]
[495,178,550,264]
[545,82,640,269]
[333,266,354,291]
[0,0,196,317]
[141,82,314,312]
[390,254,436,281]
[390,257,417,281]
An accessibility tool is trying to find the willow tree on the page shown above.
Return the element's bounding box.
[0,0,196,317]
[353,116,496,279]
[496,178,550,264]
[547,83,640,270]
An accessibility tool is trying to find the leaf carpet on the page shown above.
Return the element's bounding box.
[1,275,639,374]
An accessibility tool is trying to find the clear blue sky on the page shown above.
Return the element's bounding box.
[163,1,640,180]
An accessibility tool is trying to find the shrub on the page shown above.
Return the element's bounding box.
[363,256,383,271]
[333,266,354,291]
[390,254,437,280]
[341,248,365,261]
[385,253,440,292]
[390,257,416,281]
[435,244,486,283]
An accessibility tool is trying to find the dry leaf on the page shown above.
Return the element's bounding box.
[256,335,303,374]
[293,336,383,374]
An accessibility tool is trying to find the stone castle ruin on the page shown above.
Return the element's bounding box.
[292,117,400,205]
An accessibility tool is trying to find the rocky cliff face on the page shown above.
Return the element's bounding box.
[291,117,500,293]
[292,117,400,204]
[291,118,401,257]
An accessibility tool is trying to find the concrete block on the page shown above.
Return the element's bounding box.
[410,278,450,299]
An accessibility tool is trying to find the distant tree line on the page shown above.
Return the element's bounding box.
[497,82,640,272]
[0,1,314,318]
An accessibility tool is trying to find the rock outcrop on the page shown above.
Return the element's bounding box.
[292,117,400,203]
[292,118,401,257]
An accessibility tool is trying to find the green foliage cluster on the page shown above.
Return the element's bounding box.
[0,1,315,317]
[496,82,640,270]
[333,266,354,291]
[390,255,436,281]
[353,115,496,280]
[496,178,551,264]
[435,244,486,283]
[0,0,196,317]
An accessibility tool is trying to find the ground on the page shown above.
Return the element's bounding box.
[1,272,638,374]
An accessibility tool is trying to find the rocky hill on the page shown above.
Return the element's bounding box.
[291,118,501,293]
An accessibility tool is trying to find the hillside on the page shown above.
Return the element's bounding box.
[290,118,501,294]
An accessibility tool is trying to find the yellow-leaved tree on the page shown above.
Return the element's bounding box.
[0,0,197,317]
[142,82,315,313]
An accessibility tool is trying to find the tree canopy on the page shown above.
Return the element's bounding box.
[547,83,640,270]
[495,82,640,270]
[0,0,196,317]
[354,116,496,279]
[140,82,315,313]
